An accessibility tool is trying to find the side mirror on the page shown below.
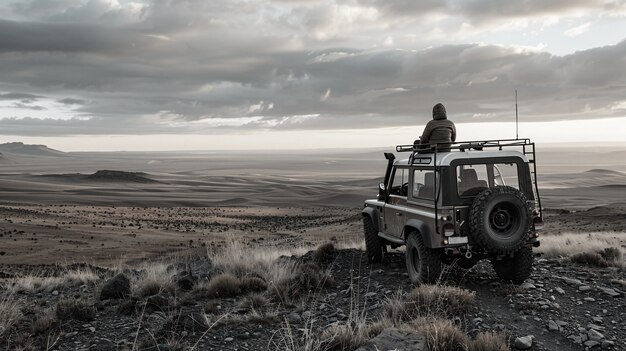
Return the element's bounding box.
[378,182,386,201]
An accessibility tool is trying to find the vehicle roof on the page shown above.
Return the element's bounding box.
[394,149,529,167]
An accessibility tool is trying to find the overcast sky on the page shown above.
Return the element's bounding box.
[1,0,625,150]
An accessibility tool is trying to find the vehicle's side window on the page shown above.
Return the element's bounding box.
[412,169,436,199]
[389,168,408,197]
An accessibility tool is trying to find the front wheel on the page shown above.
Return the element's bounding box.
[363,216,384,263]
[405,232,442,284]
[491,246,534,284]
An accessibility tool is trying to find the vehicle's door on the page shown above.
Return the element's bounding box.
[384,167,408,238]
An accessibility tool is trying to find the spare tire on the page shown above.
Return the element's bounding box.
[470,186,531,254]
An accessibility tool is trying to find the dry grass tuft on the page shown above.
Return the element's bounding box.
[469,331,511,351]
[569,252,610,267]
[538,232,625,269]
[31,312,56,335]
[211,240,310,282]
[404,318,468,351]
[0,296,22,338]
[315,323,372,351]
[240,277,268,293]
[132,263,176,298]
[5,267,100,295]
[195,273,243,299]
[313,242,337,265]
[239,293,268,310]
[385,285,475,322]
[270,262,333,304]
[599,247,622,262]
[55,299,96,321]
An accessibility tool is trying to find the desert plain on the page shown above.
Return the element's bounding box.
[0,141,625,351]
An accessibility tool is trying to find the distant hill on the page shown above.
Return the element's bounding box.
[87,170,157,183]
[0,142,66,157]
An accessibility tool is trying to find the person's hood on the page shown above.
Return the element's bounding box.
[432,103,447,120]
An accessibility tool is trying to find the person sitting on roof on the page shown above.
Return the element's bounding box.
[414,103,456,152]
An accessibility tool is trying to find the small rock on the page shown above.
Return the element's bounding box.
[547,320,560,332]
[579,285,592,291]
[587,329,604,341]
[555,287,565,294]
[584,297,596,302]
[514,335,534,349]
[224,337,234,342]
[598,287,622,297]
[568,334,583,344]
[560,277,583,285]
[601,340,615,348]
[52,290,59,296]
[584,340,601,348]
[520,282,536,290]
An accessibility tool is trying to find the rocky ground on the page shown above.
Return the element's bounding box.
[1,245,625,350]
[0,205,625,350]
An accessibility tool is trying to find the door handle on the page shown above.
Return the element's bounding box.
[395,213,403,217]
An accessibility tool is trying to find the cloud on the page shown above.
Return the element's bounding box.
[0,0,625,138]
[564,22,592,37]
[58,98,86,105]
[0,92,42,101]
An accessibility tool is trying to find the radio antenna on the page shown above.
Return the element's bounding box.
[515,89,519,140]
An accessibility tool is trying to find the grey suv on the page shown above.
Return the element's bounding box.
[362,139,543,285]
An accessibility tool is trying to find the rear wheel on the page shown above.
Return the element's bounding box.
[363,216,384,263]
[405,232,442,284]
[491,246,534,284]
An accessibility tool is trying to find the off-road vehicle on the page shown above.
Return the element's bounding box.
[362,139,543,285]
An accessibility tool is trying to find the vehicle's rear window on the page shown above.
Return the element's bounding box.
[457,163,519,197]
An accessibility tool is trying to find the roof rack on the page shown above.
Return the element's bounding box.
[395,138,533,153]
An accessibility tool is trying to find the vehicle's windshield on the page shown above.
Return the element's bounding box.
[457,163,519,197]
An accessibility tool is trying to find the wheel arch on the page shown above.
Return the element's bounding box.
[361,207,380,233]
[404,219,434,248]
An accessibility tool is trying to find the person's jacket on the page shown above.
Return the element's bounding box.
[420,113,456,146]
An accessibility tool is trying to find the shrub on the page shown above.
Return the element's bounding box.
[134,278,175,298]
[240,294,268,310]
[405,318,468,351]
[599,247,622,263]
[469,331,511,351]
[195,273,242,299]
[270,262,333,304]
[240,277,268,293]
[569,252,609,267]
[31,313,56,335]
[314,243,337,265]
[56,299,96,321]
[316,324,369,351]
[0,296,22,338]
[385,285,475,321]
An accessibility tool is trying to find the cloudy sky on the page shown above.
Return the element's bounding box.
[1,0,625,150]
